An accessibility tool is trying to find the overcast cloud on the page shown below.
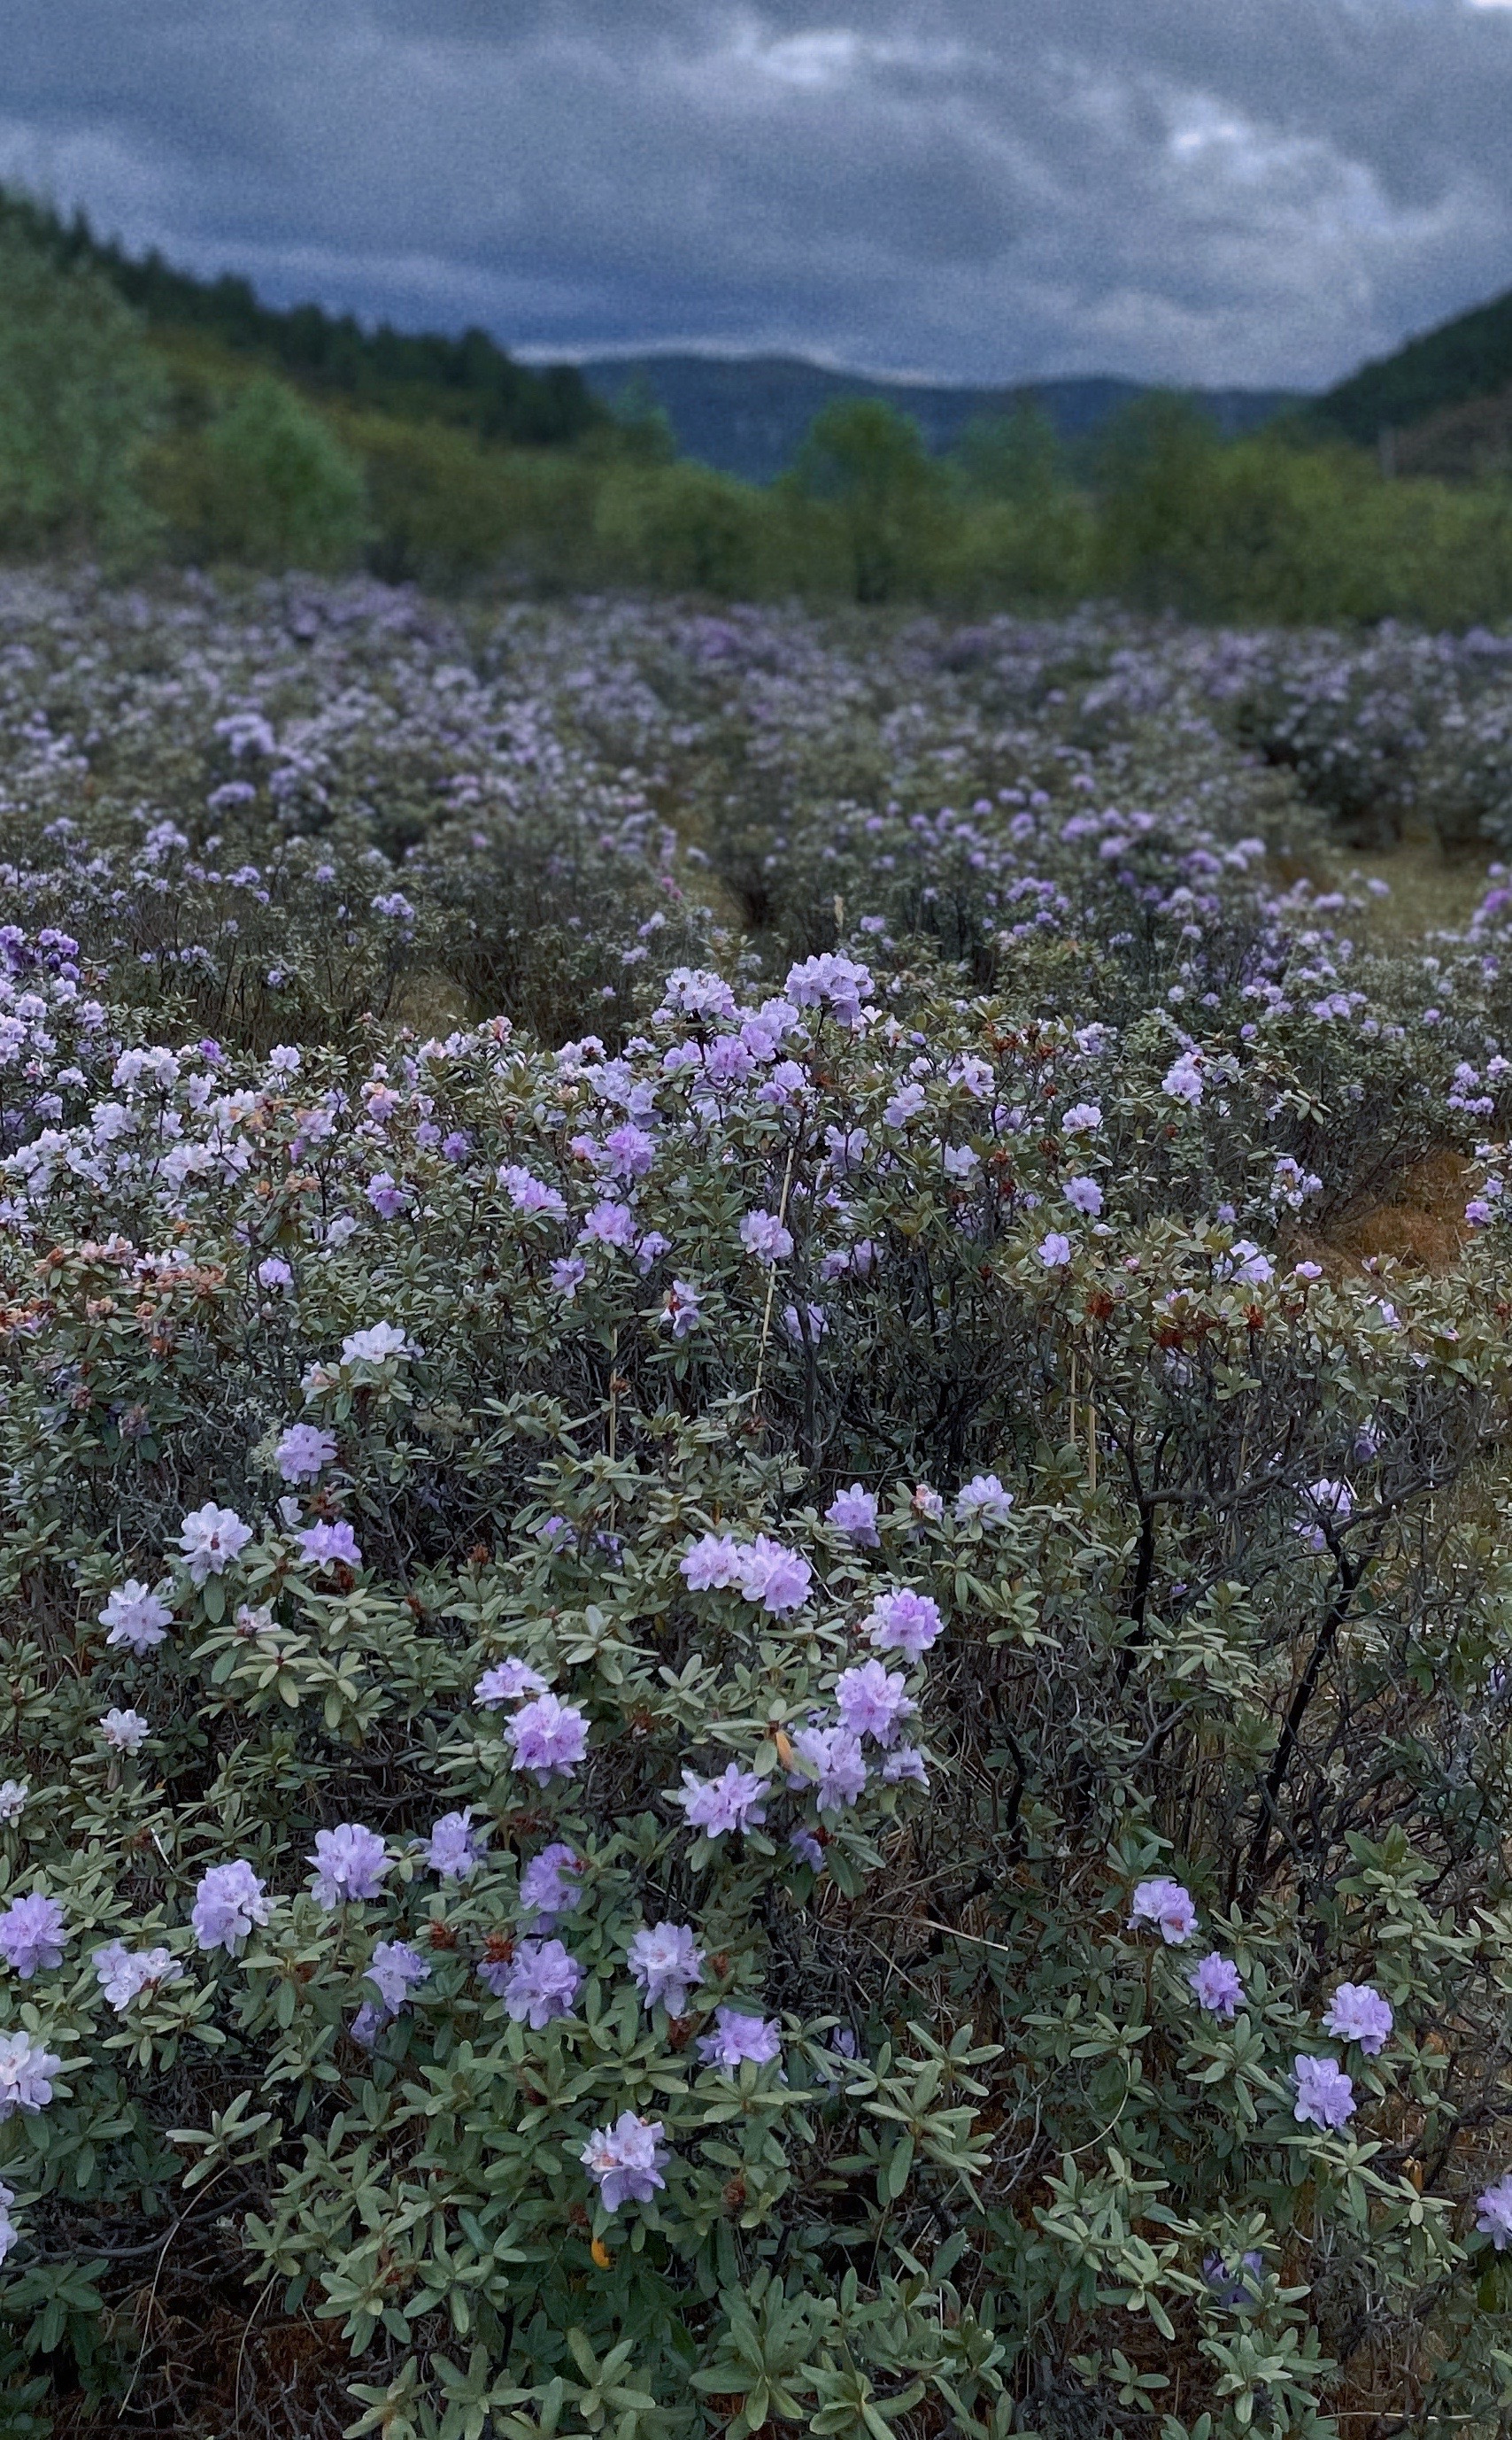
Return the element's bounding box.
[1,0,1511,390]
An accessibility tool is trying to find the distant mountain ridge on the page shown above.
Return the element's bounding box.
[1313,286,1512,448]
[577,352,1304,483]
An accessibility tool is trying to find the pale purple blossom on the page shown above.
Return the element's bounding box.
[340,1321,414,1365]
[784,952,873,1028]
[498,1164,567,1218]
[178,1503,252,1585]
[1038,1232,1072,1268]
[580,1200,637,1250]
[1162,1054,1205,1105]
[661,1279,703,1338]
[0,1782,27,1826]
[492,1937,582,2027]
[1322,1983,1393,2056]
[1064,1176,1104,1217]
[275,1424,336,1484]
[955,1472,1014,1526]
[605,1123,655,1179]
[1129,1878,1199,1945]
[912,1483,945,1522]
[740,1208,794,1263]
[865,1586,944,1658]
[93,1942,182,2011]
[697,2007,783,2073]
[99,1707,149,1755]
[783,1301,828,1344]
[675,1762,769,1837]
[474,1657,549,1710]
[1063,1102,1102,1133]
[366,1939,431,2013]
[0,2029,62,2119]
[191,1860,272,1956]
[257,1256,294,1291]
[297,1519,363,1571]
[518,1842,582,1926]
[534,1515,574,1550]
[0,1894,66,1978]
[627,1921,704,2015]
[551,1256,587,1299]
[99,1579,174,1654]
[425,1809,487,1881]
[789,1827,825,1870]
[1203,2251,1265,2309]
[792,1723,868,1812]
[1189,1953,1245,2020]
[1292,2055,1356,2131]
[581,2111,667,2212]
[1477,2173,1512,2250]
[506,1692,589,1782]
[826,1485,880,1545]
[736,1535,812,1614]
[680,1533,744,1591]
[307,1822,390,1907]
[881,1744,930,1788]
[835,1658,914,1745]
[366,1173,409,1219]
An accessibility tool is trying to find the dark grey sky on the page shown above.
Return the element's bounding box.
[3,1,1512,390]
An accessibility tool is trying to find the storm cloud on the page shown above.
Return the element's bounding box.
[2,0,1511,389]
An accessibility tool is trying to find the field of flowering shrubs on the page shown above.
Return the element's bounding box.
[5,570,1512,2438]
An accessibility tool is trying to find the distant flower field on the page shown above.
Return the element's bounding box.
[3,571,1512,2437]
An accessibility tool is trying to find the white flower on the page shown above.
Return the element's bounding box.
[177,1504,252,1585]
[0,1781,27,1826]
[99,1709,149,1755]
[340,1321,416,1365]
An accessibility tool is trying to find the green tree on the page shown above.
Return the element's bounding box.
[1092,390,1223,608]
[166,374,370,571]
[0,223,168,564]
[788,397,950,602]
[953,397,1063,506]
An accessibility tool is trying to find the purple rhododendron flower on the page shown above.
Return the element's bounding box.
[99,1707,150,1754]
[680,1533,744,1591]
[675,1762,769,1837]
[1322,1982,1393,2055]
[865,1586,944,1658]
[518,1842,582,1926]
[178,1503,252,1584]
[93,1942,181,2011]
[191,1860,272,1956]
[1038,1231,1072,1268]
[366,1173,409,1219]
[627,1921,704,2015]
[881,1744,930,1788]
[835,1657,914,1745]
[498,1164,567,1218]
[580,1199,638,1250]
[1189,1953,1245,2019]
[739,1208,793,1263]
[474,1657,549,1710]
[825,1484,879,1545]
[425,1809,487,1881]
[1064,1176,1103,1216]
[275,1424,336,1484]
[366,1939,430,2013]
[954,1473,1014,1525]
[307,1822,390,1907]
[581,2111,667,2212]
[99,1579,174,1654]
[506,1692,589,1782]
[1202,2251,1264,2309]
[257,1255,294,1290]
[492,1937,582,2027]
[697,2006,783,2073]
[0,2029,62,2120]
[297,1519,362,1571]
[0,1893,66,1979]
[550,1256,586,1299]
[792,1723,868,1812]
[736,1535,812,1613]
[661,1279,702,1337]
[1128,1877,1199,1944]
[789,1827,825,1870]
[1477,2173,1512,2249]
[1293,2054,1355,2130]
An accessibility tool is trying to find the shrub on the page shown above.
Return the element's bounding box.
[0,580,1510,2436]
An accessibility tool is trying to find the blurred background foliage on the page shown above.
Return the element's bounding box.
[6,188,1512,625]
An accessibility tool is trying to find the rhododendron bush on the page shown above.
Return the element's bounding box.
[2,576,1512,2438]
